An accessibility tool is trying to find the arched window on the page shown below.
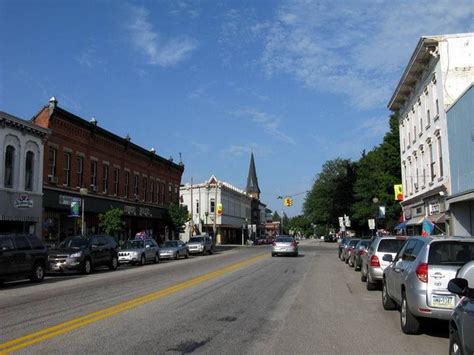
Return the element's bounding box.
[4,145,15,188]
[25,151,34,191]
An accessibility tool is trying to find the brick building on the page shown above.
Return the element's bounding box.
[32,97,184,243]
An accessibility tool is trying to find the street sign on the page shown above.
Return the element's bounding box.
[338,217,344,227]
[368,219,375,230]
[344,214,351,227]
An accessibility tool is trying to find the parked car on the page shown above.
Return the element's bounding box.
[187,235,213,255]
[338,237,351,260]
[118,239,160,265]
[382,236,474,334]
[159,240,189,260]
[361,236,407,290]
[349,239,371,271]
[48,235,119,274]
[0,234,48,284]
[345,239,361,265]
[448,261,474,355]
[271,236,298,257]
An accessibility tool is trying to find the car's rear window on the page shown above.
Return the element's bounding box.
[378,239,406,253]
[428,241,474,265]
[349,240,360,246]
[189,237,204,243]
[276,237,294,243]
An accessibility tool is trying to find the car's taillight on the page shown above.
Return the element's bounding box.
[358,250,365,256]
[416,263,428,283]
[370,255,380,267]
[292,241,297,247]
[272,242,276,246]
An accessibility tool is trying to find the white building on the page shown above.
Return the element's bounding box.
[0,111,49,237]
[179,176,253,244]
[388,33,474,234]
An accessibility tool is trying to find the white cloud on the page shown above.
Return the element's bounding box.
[224,143,272,157]
[127,6,197,67]
[231,108,296,144]
[259,0,474,109]
[76,46,104,69]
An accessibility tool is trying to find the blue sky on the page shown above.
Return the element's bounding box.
[1,0,473,216]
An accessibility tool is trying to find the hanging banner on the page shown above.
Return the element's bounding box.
[70,201,80,217]
[394,184,404,201]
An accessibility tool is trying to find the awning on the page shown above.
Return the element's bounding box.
[394,221,407,230]
[405,216,424,226]
[428,213,446,224]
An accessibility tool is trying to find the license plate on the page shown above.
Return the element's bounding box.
[431,295,455,309]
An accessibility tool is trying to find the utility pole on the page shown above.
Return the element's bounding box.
[190,177,194,237]
[213,180,218,243]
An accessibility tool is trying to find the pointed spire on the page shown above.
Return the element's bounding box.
[246,152,261,199]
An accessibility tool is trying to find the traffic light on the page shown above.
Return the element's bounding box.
[284,197,293,206]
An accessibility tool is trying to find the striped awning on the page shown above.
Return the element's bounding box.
[405,216,424,226]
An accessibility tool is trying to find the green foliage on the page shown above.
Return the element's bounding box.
[166,203,189,233]
[287,215,312,236]
[98,208,125,236]
[303,158,356,228]
[272,211,281,221]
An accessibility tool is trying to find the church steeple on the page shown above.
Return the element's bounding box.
[246,152,261,199]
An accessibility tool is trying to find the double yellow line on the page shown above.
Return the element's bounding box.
[0,253,268,353]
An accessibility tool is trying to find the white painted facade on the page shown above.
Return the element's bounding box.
[179,176,252,243]
[389,33,474,230]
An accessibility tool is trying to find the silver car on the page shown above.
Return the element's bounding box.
[271,236,298,257]
[361,236,407,290]
[118,239,160,265]
[159,240,189,260]
[187,235,213,255]
[382,237,474,334]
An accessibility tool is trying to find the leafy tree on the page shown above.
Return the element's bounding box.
[288,215,312,236]
[166,203,189,234]
[303,158,356,229]
[99,208,125,236]
[272,211,281,221]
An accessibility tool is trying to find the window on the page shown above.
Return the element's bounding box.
[426,109,431,127]
[113,169,119,195]
[63,152,71,186]
[143,177,147,201]
[429,143,436,182]
[124,171,129,198]
[435,99,439,116]
[415,156,419,190]
[210,198,215,213]
[168,184,172,203]
[77,156,83,187]
[403,164,407,197]
[409,160,413,194]
[102,165,108,193]
[25,151,34,191]
[14,236,30,251]
[421,150,426,186]
[4,145,15,188]
[196,199,200,214]
[150,180,154,203]
[48,147,57,177]
[437,136,443,178]
[134,174,139,198]
[419,116,423,134]
[91,160,97,188]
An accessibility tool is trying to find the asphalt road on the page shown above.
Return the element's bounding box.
[0,240,449,354]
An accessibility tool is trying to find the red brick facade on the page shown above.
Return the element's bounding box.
[32,99,184,241]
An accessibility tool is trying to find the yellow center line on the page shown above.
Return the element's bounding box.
[0,253,269,354]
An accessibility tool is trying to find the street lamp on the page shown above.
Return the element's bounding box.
[372,197,379,236]
[80,187,88,236]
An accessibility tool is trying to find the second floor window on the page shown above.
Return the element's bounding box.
[150,180,154,203]
[426,109,431,126]
[77,156,83,187]
[429,143,436,182]
[91,161,97,188]
[48,147,57,177]
[102,165,109,193]
[438,136,443,178]
[25,151,34,191]
[134,175,139,198]
[63,152,71,187]
[210,198,215,213]
[124,171,129,198]
[113,169,119,195]
[4,145,15,188]
[143,177,147,201]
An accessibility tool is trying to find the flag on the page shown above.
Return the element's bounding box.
[421,218,434,236]
[394,184,404,201]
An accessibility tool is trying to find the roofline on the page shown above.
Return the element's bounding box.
[446,82,474,113]
[49,106,184,171]
[0,111,50,137]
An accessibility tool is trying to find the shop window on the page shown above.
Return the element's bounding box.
[77,156,83,187]
[4,145,15,188]
[25,151,34,191]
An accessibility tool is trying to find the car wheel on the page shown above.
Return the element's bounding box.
[82,258,92,275]
[400,291,420,334]
[449,328,462,355]
[294,252,299,257]
[174,253,179,260]
[271,253,276,257]
[366,272,377,290]
[30,262,45,282]
[382,280,397,310]
[348,257,354,267]
[354,263,360,271]
[140,254,146,266]
[361,266,367,282]
[208,249,213,255]
[109,256,119,270]
[153,254,160,264]
[185,251,189,259]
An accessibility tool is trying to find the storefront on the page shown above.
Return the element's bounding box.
[0,191,43,237]
[42,189,169,245]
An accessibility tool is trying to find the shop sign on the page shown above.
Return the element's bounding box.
[124,205,152,217]
[59,195,81,206]
[14,194,34,208]
[429,203,440,215]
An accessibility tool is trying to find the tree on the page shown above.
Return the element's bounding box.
[166,203,189,235]
[99,208,125,236]
[272,211,281,221]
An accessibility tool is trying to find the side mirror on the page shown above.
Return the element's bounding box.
[448,278,469,296]
[382,254,393,262]
[145,245,150,249]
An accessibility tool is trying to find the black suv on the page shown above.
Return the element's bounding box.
[0,234,48,284]
[48,235,119,274]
